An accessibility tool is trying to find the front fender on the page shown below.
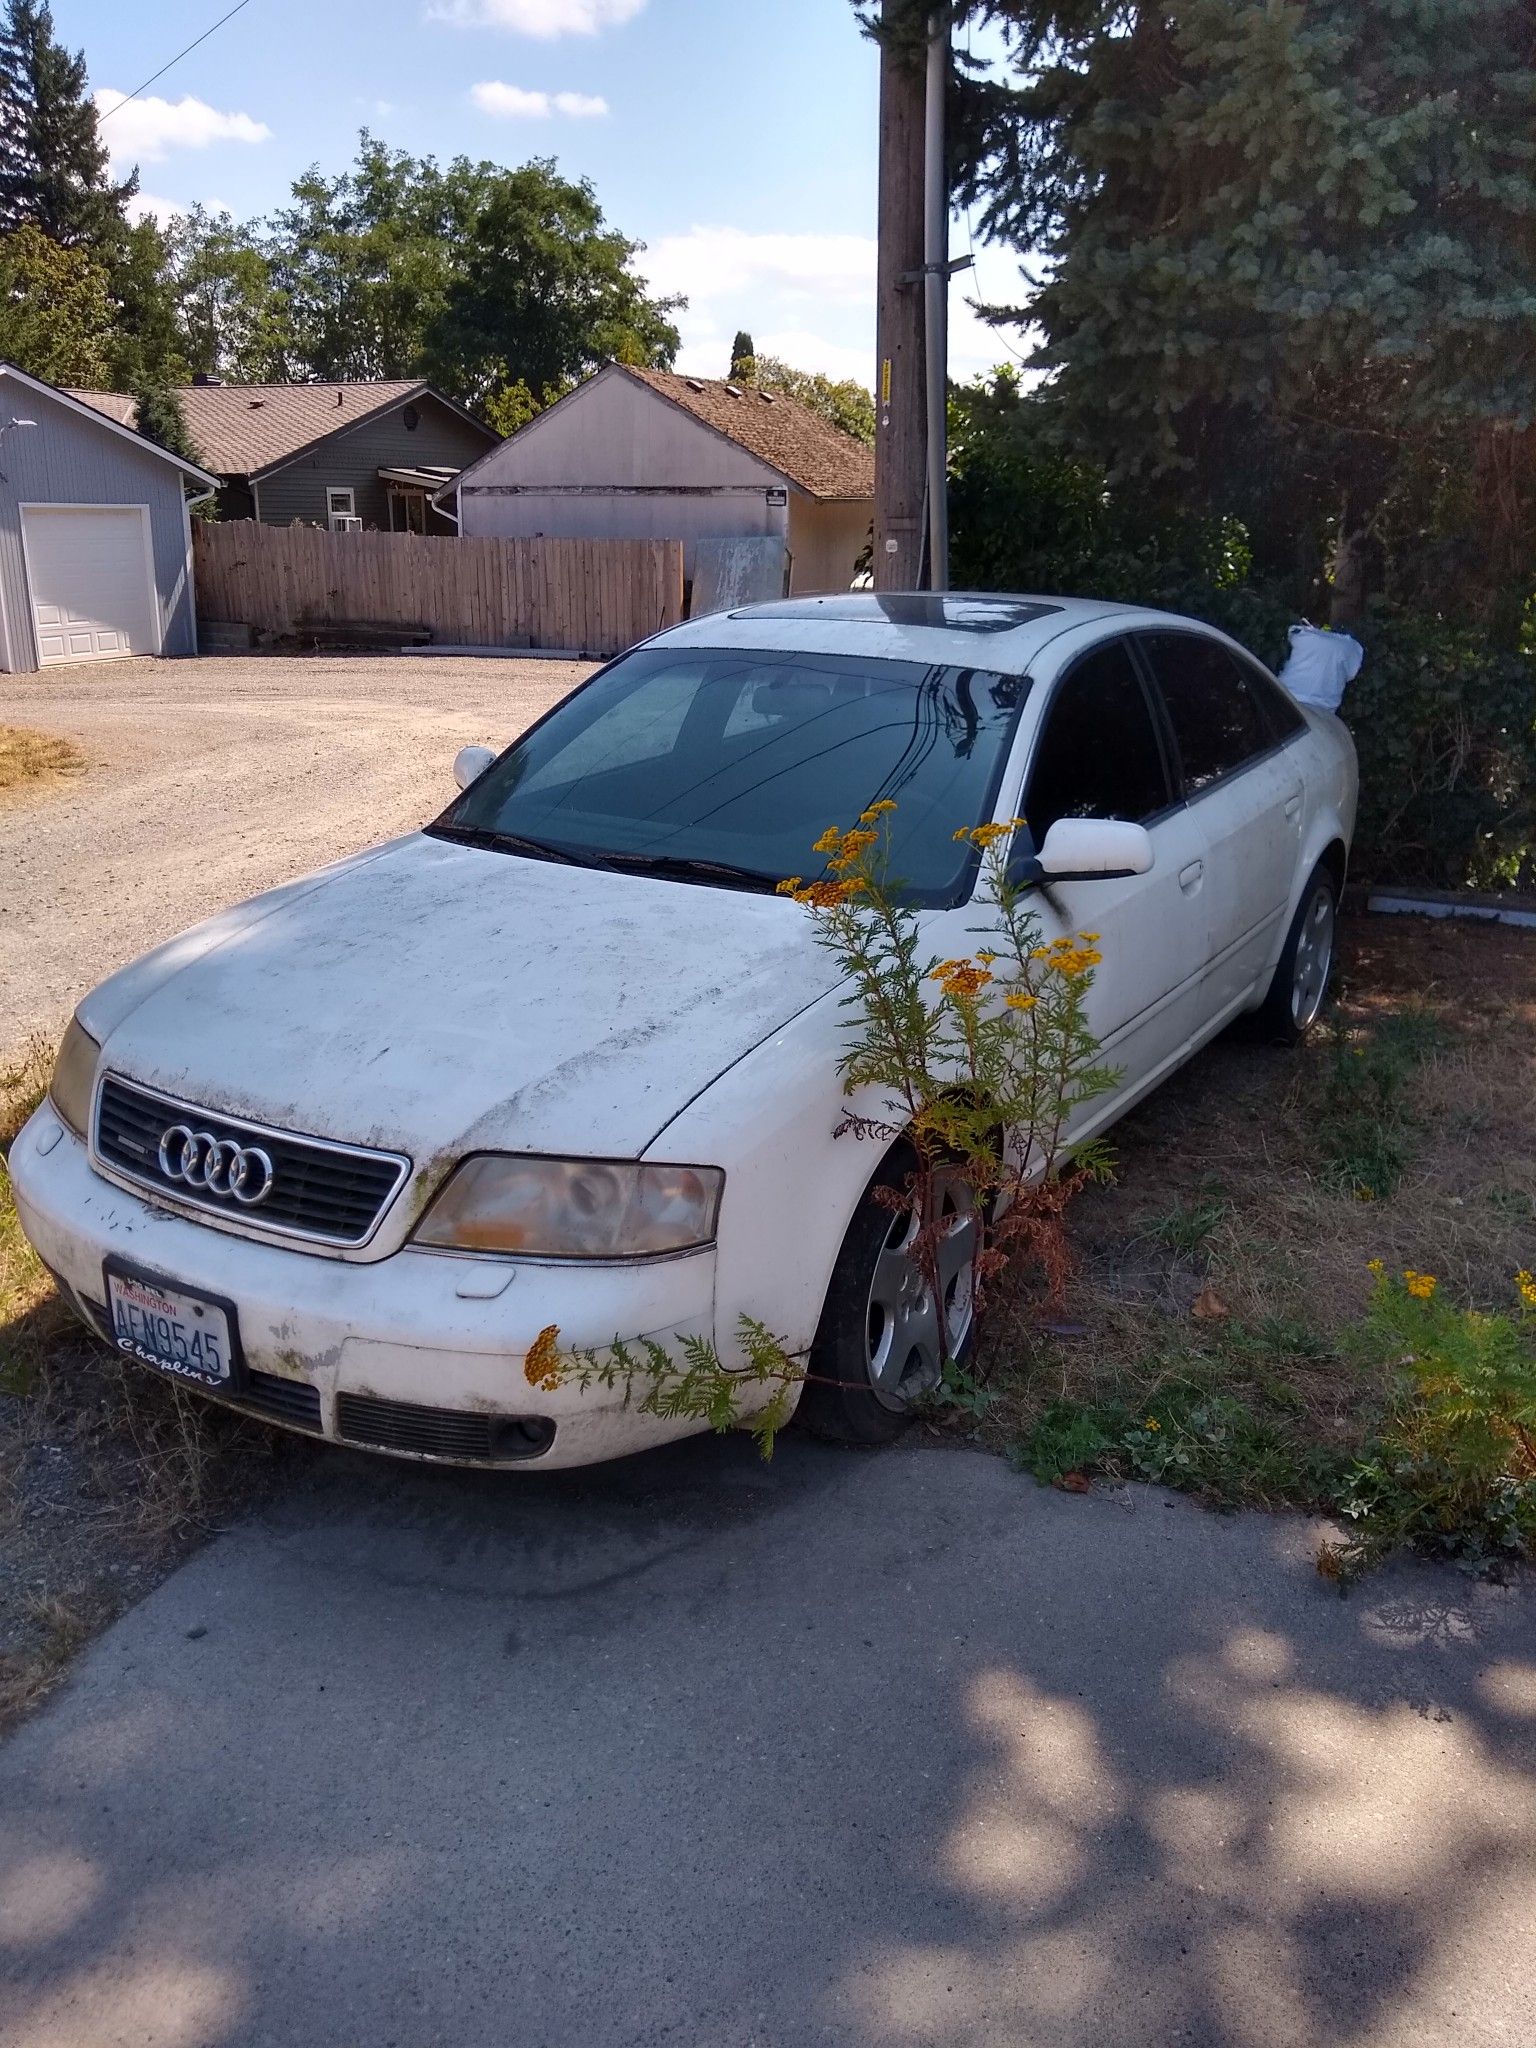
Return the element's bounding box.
[645,989,895,1377]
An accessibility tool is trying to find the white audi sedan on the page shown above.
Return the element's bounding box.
[12,595,1355,1468]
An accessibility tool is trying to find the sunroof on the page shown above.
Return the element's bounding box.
[730,593,1062,633]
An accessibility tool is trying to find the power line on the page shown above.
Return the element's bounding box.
[97,0,257,123]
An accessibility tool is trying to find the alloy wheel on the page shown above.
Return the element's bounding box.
[1291,882,1336,1030]
[863,1168,980,1409]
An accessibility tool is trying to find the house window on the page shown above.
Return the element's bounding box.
[327,487,356,532]
[402,404,420,431]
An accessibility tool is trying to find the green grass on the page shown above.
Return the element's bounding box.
[1143,1183,1231,1258]
[1315,1007,1447,1201]
[1010,1369,1354,1511]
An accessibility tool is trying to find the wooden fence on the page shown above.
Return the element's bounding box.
[193,521,685,658]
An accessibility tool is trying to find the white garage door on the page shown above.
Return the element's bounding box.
[21,504,161,667]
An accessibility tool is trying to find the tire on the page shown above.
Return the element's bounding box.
[1253,862,1339,1045]
[796,1146,981,1446]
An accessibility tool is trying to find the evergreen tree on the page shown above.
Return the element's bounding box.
[729,329,754,380]
[0,0,135,247]
[887,0,1536,631]
[108,216,186,388]
[130,378,202,466]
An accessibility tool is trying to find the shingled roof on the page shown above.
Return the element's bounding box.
[621,367,875,501]
[69,380,446,480]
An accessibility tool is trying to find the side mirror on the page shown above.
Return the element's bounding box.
[453,743,496,791]
[1035,816,1154,883]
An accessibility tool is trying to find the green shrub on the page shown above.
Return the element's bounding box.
[1321,1265,1536,1581]
[1344,613,1536,889]
[948,376,1536,892]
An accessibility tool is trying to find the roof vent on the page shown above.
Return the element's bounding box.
[685,377,705,392]
[759,391,776,404]
[190,372,223,388]
[248,398,265,408]
[724,384,743,399]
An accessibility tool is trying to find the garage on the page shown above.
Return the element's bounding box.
[21,505,160,665]
[0,362,217,675]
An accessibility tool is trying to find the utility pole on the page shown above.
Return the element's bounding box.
[922,6,950,590]
[873,0,927,591]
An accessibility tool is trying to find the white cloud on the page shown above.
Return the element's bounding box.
[470,80,608,117]
[659,225,1028,391]
[430,0,645,35]
[641,226,878,309]
[94,90,270,166]
[751,329,874,383]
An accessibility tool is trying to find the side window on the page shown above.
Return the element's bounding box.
[1238,653,1308,744]
[1024,639,1172,840]
[1139,633,1274,793]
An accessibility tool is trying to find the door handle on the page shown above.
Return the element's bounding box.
[1284,786,1304,821]
[1178,859,1204,893]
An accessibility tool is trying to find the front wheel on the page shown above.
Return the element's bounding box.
[796,1148,981,1446]
[1254,864,1338,1044]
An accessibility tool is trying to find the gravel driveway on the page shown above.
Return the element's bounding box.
[0,652,590,1065]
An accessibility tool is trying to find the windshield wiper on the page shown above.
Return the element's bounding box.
[590,850,783,893]
[428,822,583,866]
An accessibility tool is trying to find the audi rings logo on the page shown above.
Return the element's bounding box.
[157,1124,275,1207]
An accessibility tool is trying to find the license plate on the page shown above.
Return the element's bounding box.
[104,1263,238,1388]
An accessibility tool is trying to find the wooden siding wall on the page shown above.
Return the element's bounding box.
[193,520,685,658]
[253,397,494,530]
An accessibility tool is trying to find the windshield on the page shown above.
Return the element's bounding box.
[432,644,1031,905]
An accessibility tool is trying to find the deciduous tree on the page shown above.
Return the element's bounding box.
[0,222,113,384]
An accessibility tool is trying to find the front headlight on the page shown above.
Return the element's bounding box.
[48,1016,101,1139]
[413,1155,724,1259]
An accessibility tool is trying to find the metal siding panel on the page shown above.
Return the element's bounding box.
[0,382,197,670]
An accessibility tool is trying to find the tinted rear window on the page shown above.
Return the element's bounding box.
[1138,633,1274,793]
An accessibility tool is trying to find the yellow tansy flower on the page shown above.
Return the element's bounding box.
[1403,1270,1437,1300]
[524,1323,563,1390]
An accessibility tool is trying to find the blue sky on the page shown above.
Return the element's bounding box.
[60,0,1022,384]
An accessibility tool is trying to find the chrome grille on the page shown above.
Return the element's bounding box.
[94,1074,409,1248]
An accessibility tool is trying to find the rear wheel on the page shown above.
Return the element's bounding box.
[1254,863,1338,1044]
[797,1148,981,1445]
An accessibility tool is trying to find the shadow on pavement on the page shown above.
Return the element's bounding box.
[1,1433,1534,2046]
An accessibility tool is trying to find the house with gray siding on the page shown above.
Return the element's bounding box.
[73,379,499,535]
[0,362,218,675]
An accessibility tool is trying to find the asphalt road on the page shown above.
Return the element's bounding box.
[1,1433,1533,2048]
[0,652,589,1065]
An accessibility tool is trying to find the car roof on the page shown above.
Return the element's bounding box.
[650,591,1210,671]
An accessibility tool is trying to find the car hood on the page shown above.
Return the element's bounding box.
[89,834,841,1164]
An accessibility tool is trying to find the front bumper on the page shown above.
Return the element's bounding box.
[10,1106,719,1471]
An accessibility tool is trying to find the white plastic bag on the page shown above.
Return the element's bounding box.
[1277,623,1364,713]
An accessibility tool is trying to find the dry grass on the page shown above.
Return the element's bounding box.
[0,1041,303,1732]
[0,725,85,801]
[975,913,1536,1488]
